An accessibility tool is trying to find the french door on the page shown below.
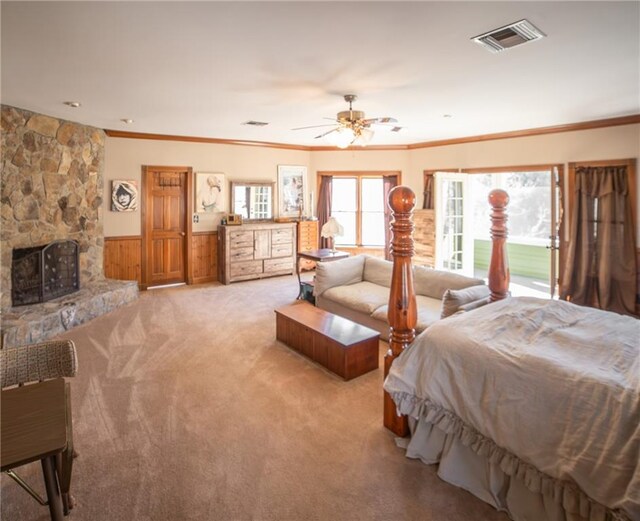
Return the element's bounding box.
[434,166,563,297]
[435,172,474,276]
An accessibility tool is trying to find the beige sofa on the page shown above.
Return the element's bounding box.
[314,255,489,340]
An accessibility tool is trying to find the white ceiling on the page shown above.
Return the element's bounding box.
[2,2,638,146]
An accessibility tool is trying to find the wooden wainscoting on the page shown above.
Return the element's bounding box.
[191,231,218,284]
[104,232,218,287]
[104,236,142,285]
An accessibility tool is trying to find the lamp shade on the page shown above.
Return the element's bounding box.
[321,216,344,239]
[326,127,355,149]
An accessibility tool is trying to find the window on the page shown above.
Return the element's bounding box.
[327,174,393,247]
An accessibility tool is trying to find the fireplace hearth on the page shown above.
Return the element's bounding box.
[12,240,80,307]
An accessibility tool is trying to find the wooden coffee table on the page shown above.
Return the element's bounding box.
[275,302,380,380]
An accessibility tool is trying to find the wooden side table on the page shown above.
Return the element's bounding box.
[1,378,73,521]
[296,248,349,300]
[275,302,380,380]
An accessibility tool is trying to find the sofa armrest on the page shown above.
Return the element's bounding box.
[440,285,491,318]
[313,255,366,297]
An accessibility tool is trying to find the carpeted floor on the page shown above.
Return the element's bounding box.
[1,275,507,521]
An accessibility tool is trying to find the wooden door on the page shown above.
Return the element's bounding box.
[142,166,193,289]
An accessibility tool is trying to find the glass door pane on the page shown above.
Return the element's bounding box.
[435,172,473,275]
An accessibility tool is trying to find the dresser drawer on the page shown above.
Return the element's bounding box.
[230,247,254,262]
[229,230,254,249]
[230,260,262,278]
[272,243,293,258]
[264,258,293,274]
[272,228,293,244]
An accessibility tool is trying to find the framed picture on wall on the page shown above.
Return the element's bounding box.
[195,172,226,213]
[277,165,306,218]
[111,180,138,212]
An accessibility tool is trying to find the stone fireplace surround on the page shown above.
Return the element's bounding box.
[1,106,138,348]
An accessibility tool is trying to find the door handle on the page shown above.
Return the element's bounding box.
[180,232,186,237]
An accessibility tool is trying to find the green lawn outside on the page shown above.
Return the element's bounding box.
[474,239,550,280]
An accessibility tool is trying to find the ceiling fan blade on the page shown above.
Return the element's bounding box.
[291,124,338,131]
[362,117,398,125]
[314,128,338,139]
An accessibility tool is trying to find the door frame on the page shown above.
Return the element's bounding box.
[140,165,194,290]
[427,164,564,294]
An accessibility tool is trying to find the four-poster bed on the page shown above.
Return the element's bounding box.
[382,187,639,521]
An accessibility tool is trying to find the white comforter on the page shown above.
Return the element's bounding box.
[384,297,640,520]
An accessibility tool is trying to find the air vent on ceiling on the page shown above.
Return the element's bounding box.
[242,120,269,127]
[472,19,545,53]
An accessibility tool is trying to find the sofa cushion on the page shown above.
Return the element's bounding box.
[313,255,365,297]
[363,256,393,288]
[322,281,390,315]
[440,285,492,318]
[413,265,484,300]
[371,295,442,334]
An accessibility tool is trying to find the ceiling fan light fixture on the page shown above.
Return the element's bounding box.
[358,127,374,144]
[327,126,355,149]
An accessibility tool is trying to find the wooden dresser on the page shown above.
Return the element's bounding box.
[218,222,297,284]
[297,220,319,271]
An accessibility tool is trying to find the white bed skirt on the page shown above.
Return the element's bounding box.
[395,400,631,521]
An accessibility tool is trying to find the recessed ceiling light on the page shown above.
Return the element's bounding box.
[242,120,269,127]
[443,114,453,118]
[121,118,134,124]
[64,101,81,108]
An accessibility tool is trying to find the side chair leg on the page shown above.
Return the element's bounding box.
[41,456,64,521]
[5,470,48,505]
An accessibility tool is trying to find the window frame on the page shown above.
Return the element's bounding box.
[318,171,401,248]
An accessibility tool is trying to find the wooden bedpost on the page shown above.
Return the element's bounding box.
[384,186,417,437]
[488,189,510,302]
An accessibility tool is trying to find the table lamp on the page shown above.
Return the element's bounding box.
[321,216,344,253]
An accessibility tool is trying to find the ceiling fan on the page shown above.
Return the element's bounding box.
[292,94,401,148]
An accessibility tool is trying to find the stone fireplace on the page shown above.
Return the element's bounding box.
[1,106,138,347]
[12,240,80,306]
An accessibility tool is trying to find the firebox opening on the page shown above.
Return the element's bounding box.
[12,240,80,307]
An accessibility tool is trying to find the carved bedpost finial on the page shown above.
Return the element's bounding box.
[488,189,510,302]
[384,185,416,437]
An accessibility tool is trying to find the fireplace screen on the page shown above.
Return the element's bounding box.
[12,240,80,307]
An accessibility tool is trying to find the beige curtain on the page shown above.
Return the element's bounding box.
[423,173,434,210]
[560,166,637,315]
[317,176,333,249]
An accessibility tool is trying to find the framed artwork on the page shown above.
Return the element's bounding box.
[111,180,138,212]
[277,165,306,218]
[195,172,225,213]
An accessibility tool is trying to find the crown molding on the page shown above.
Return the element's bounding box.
[105,114,640,152]
[104,130,313,151]
[406,114,640,150]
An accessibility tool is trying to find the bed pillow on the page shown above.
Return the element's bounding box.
[440,285,491,318]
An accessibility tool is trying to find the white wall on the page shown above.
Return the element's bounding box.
[104,138,310,235]
[104,124,640,238]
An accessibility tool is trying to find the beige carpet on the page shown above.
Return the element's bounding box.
[1,275,507,521]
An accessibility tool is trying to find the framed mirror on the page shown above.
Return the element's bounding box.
[231,181,275,221]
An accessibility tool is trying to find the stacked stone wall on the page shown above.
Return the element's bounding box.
[414,209,435,268]
[1,106,105,310]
